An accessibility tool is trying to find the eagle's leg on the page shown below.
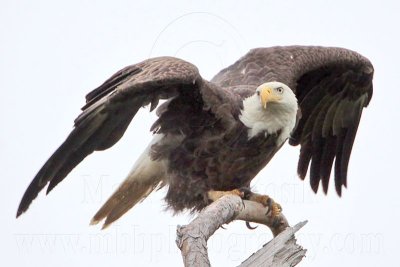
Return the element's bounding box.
[240,187,282,218]
[207,189,245,202]
[207,189,282,217]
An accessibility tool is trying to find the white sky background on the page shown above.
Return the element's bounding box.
[1,0,399,266]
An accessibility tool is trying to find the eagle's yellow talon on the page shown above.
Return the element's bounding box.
[270,201,282,217]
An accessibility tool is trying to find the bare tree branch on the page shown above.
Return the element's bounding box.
[176,194,306,267]
[238,221,307,267]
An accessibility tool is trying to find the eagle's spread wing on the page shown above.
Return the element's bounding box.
[17,57,202,217]
[212,46,373,195]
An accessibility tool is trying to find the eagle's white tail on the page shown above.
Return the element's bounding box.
[90,135,165,229]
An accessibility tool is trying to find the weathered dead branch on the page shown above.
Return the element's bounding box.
[176,194,306,266]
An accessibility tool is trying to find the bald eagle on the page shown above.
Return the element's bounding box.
[17,46,373,228]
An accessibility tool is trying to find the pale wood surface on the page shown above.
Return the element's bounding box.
[176,194,306,266]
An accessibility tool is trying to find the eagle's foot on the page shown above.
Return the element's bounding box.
[267,198,282,218]
[207,189,245,202]
[240,189,282,218]
[258,195,281,217]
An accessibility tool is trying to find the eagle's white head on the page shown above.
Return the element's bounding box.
[240,81,298,144]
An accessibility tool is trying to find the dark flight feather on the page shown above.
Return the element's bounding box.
[17,57,201,217]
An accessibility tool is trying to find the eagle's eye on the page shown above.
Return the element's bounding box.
[257,91,260,96]
[275,87,284,94]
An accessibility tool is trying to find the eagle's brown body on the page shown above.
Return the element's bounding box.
[158,120,280,212]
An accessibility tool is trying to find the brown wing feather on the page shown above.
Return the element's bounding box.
[212,46,373,195]
[17,57,201,217]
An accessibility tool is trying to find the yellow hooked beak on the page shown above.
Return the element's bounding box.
[260,87,281,109]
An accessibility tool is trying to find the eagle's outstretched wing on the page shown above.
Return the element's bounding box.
[17,57,202,217]
[212,46,373,195]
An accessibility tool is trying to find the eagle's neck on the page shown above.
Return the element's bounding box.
[239,94,297,144]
